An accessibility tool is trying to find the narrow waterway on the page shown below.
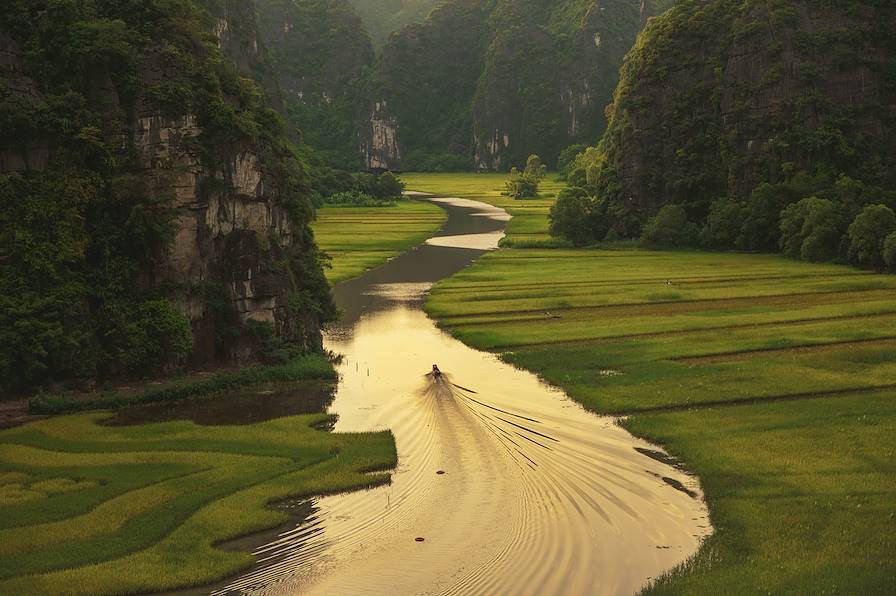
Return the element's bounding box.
[219,196,711,595]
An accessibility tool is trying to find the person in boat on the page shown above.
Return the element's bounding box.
[431,364,442,379]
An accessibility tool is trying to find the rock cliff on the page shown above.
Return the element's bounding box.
[0,0,333,390]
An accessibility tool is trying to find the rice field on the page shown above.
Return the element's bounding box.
[424,221,896,589]
[312,200,446,283]
[0,408,396,594]
[402,172,565,245]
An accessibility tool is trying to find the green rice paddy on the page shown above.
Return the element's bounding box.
[0,408,395,594]
[420,176,896,594]
[312,200,446,283]
[402,172,565,245]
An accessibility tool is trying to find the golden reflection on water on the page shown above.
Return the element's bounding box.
[220,198,710,596]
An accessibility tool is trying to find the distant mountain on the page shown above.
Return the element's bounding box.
[347,0,441,48]
[361,0,671,171]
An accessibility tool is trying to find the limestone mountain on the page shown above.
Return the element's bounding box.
[590,0,896,237]
[0,0,334,392]
[362,0,670,171]
[256,0,374,168]
[347,0,441,48]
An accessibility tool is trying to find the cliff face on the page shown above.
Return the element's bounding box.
[362,0,488,171]
[0,0,333,390]
[595,0,896,230]
[362,0,664,171]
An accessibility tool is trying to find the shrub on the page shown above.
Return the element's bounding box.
[323,190,395,207]
[883,232,896,272]
[641,204,697,248]
[847,204,896,270]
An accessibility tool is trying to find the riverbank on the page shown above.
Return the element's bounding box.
[2,359,398,593]
[415,176,896,593]
[312,199,446,283]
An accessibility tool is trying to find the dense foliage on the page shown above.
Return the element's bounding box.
[549,0,896,272]
[364,0,668,171]
[0,0,334,393]
[256,0,373,169]
[346,0,439,48]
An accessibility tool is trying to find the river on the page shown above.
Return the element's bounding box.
[218,196,710,595]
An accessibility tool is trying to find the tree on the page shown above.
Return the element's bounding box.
[701,197,744,248]
[847,204,896,270]
[556,144,587,180]
[883,232,896,273]
[523,154,547,181]
[549,187,594,247]
[375,171,405,199]
[505,154,547,199]
[778,197,842,262]
[739,183,793,251]
[641,204,697,248]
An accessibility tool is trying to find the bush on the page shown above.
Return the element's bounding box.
[778,197,843,262]
[505,154,547,199]
[847,204,896,270]
[355,171,406,200]
[549,187,595,247]
[641,205,698,248]
[884,232,896,272]
[323,190,395,207]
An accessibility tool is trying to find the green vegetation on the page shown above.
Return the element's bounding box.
[368,0,668,171]
[421,174,895,592]
[346,0,439,48]
[29,353,336,415]
[0,409,395,594]
[313,200,446,283]
[256,0,374,169]
[504,154,548,199]
[0,0,334,394]
[556,0,896,257]
[403,172,565,246]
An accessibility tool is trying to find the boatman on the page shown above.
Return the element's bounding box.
[431,364,442,379]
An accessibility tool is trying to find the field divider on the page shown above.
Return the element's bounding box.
[614,384,896,416]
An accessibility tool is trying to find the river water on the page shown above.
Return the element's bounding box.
[217,196,710,595]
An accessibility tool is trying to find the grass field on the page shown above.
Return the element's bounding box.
[312,200,446,283]
[402,172,566,245]
[0,408,396,594]
[421,178,896,593]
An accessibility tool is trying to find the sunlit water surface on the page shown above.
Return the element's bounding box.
[217,197,711,595]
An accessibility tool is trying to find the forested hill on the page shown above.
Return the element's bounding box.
[248,0,671,172]
[0,0,335,393]
[585,0,896,242]
[346,0,440,48]
[364,0,672,171]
